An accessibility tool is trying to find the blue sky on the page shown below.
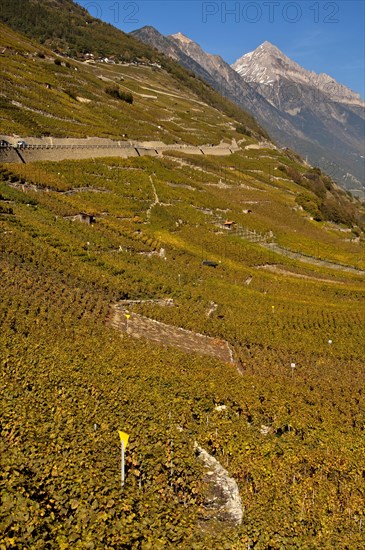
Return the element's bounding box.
[77,1,365,98]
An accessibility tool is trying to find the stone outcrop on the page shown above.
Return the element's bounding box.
[195,443,243,526]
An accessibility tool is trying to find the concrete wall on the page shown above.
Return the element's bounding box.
[0,139,238,164]
[136,148,158,157]
[200,148,233,156]
[0,148,23,163]
[0,146,140,164]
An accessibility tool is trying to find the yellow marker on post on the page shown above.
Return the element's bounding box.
[118,431,129,487]
[125,313,130,333]
[118,431,129,448]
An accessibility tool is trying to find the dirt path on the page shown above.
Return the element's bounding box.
[146,176,160,222]
[7,180,110,195]
[256,264,345,283]
[262,243,365,275]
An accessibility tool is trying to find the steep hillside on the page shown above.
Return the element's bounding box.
[131,27,293,144]
[0,8,365,550]
[132,27,365,196]
[1,23,363,231]
[1,145,365,549]
[233,42,365,194]
[0,0,158,61]
[0,1,263,139]
[0,24,263,142]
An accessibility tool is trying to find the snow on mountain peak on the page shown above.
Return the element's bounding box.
[232,42,295,79]
[258,41,281,53]
[169,32,194,45]
[231,42,364,105]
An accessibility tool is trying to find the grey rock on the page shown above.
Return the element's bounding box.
[195,443,243,526]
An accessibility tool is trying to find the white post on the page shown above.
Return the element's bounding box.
[291,363,296,379]
[121,440,125,488]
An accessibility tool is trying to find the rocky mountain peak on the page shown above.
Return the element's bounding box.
[232,42,303,86]
[169,32,194,45]
[168,31,223,68]
[258,41,283,54]
[134,25,163,38]
[132,26,364,191]
[232,42,364,106]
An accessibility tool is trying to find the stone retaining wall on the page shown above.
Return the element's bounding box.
[0,138,238,164]
[108,305,234,364]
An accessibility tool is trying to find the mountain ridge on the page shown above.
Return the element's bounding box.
[1,19,362,233]
[133,27,365,196]
[0,5,265,140]
[1,5,365,548]
[232,41,364,107]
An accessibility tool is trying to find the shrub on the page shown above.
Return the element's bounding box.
[236,125,251,137]
[309,179,327,200]
[118,90,133,104]
[64,88,77,101]
[296,192,322,221]
[310,167,322,176]
[320,197,355,226]
[0,204,13,214]
[105,86,133,104]
[303,172,319,181]
[286,166,303,185]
